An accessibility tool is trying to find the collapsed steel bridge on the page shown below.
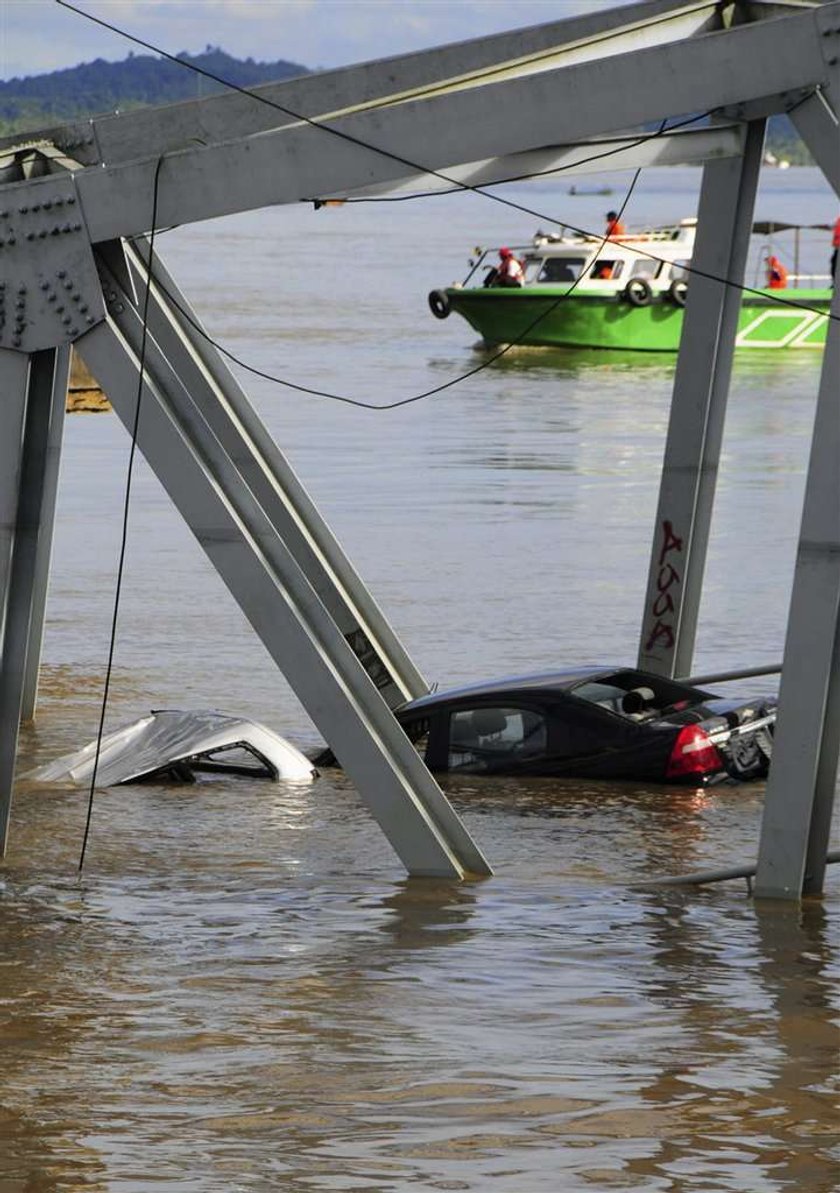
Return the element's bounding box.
[1,0,839,895]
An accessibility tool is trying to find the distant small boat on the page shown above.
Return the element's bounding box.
[428,220,832,352]
[568,184,614,196]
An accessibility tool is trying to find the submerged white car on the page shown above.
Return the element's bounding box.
[27,709,317,786]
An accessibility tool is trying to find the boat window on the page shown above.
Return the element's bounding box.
[538,256,587,283]
[669,259,690,281]
[590,258,624,280]
[448,706,547,771]
[522,256,544,283]
[629,259,662,280]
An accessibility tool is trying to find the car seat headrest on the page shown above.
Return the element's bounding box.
[471,708,508,736]
[621,686,656,715]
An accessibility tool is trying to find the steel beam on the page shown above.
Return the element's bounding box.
[20,345,70,721]
[26,0,723,167]
[638,121,765,676]
[117,238,426,707]
[74,7,829,242]
[0,351,59,855]
[790,92,840,198]
[755,282,840,900]
[75,307,490,879]
[337,125,745,201]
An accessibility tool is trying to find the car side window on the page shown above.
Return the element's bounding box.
[448,706,547,771]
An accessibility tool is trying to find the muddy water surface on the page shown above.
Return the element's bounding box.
[3,168,839,1191]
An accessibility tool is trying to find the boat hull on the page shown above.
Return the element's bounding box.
[444,287,831,351]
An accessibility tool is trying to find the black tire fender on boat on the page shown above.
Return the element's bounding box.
[668,279,688,307]
[623,278,653,307]
[428,289,451,320]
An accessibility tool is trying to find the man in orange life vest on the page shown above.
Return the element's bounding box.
[831,216,840,282]
[766,254,788,289]
[605,210,626,237]
[495,246,524,287]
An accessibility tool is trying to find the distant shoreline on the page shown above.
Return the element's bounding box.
[68,350,109,413]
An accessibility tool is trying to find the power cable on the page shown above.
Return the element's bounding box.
[78,154,165,874]
[144,157,650,410]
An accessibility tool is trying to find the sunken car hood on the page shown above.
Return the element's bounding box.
[26,709,317,786]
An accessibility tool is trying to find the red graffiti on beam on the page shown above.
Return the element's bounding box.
[645,520,684,654]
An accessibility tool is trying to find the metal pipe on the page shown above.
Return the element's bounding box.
[632,850,840,890]
[681,663,782,686]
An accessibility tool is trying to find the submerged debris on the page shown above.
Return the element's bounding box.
[26,709,317,786]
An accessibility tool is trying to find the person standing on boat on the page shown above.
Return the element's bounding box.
[766,254,788,289]
[605,210,626,238]
[495,247,525,287]
[831,216,840,282]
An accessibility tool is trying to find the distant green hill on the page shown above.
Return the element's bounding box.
[0,48,309,136]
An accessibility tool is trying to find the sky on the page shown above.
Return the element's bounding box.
[0,0,626,80]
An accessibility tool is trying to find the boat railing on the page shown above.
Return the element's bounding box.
[786,272,832,288]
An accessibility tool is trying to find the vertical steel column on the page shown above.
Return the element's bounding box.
[20,345,70,721]
[637,121,765,677]
[0,350,57,856]
[755,281,840,899]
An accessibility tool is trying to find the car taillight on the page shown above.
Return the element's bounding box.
[666,725,724,779]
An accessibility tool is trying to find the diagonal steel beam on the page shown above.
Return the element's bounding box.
[76,267,490,879]
[118,237,426,707]
[333,125,746,200]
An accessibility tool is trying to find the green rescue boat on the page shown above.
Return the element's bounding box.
[429,220,831,352]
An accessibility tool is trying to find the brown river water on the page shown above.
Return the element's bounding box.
[3,169,839,1191]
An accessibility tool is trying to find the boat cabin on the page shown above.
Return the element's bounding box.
[472,219,697,299]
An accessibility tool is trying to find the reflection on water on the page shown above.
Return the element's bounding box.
[3,169,840,1189]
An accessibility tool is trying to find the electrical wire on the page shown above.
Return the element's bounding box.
[146,157,650,410]
[78,154,165,874]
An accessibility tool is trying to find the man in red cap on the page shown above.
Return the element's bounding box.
[495,246,524,287]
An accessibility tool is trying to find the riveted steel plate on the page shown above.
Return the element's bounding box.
[0,173,105,353]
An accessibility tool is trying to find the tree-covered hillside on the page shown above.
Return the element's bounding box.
[0,48,308,136]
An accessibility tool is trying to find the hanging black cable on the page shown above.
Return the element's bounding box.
[78,154,165,874]
[146,154,650,410]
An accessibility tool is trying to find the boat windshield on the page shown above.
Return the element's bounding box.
[533,256,589,283]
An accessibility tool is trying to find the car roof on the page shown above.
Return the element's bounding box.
[400,666,630,713]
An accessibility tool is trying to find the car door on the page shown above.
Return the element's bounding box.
[436,703,549,774]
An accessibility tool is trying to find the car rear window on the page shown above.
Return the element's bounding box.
[571,672,707,722]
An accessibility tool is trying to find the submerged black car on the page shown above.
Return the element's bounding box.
[317,667,775,784]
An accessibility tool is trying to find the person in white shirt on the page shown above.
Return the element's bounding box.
[495,246,524,287]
